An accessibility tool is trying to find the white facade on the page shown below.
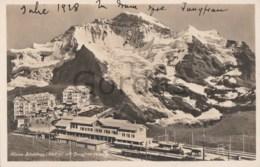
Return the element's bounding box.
[55,117,153,146]
[62,86,90,107]
[13,92,56,119]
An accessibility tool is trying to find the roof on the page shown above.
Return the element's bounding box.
[192,148,203,151]
[55,135,79,141]
[71,116,98,125]
[66,128,149,143]
[99,118,147,131]
[16,115,29,119]
[159,141,177,146]
[114,141,131,146]
[68,117,148,131]
[13,96,30,103]
[99,118,129,127]
[116,136,149,143]
[79,105,103,112]
[64,86,90,93]
[55,135,107,145]
[56,116,148,131]
[13,92,55,103]
[77,138,107,145]
[61,115,75,120]
[55,119,71,127]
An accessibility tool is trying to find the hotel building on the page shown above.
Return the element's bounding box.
[55,116,153,147]
[13,92,56,119]
[62,86,91,108]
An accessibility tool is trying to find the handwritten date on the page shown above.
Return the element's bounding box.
[21,1,79,15]
[57,3,79,12]
[21,1,49,15]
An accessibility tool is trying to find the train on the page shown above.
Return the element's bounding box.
[113,141,184,155]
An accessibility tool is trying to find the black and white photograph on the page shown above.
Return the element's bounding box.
[1,0,259,165]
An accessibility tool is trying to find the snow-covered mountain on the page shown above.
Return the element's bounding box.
[7,12,255,125]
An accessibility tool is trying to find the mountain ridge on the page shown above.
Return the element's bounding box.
[7,12,255,125]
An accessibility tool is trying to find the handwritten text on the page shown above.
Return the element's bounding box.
[96,0,107,9]
[181,2,228,16]
[21,1,49,15]
[148,5,166,16]
[117,0,137,9]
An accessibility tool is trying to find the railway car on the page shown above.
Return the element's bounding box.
[149,141,184,155]
[113,141,147,151]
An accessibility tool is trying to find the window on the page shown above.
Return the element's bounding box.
[131,134,135,138]
[127,134,130,138]
[71,124,78,129]
[104,130,110,134]
[122,133,125,137]
[112,131,118,135]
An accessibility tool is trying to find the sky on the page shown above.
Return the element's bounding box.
[6,3,255,51]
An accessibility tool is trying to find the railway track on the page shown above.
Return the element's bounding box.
[183,144,256,160]
[109,147,200,160]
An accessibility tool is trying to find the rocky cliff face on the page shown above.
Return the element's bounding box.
[7,12,255,125]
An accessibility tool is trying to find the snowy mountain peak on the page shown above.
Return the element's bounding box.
[184,25,199,33]
[183,25,219,35]
[7,13,255,126]
[177,25,225,45]
[182,25,218,38]
[113,12,170,30]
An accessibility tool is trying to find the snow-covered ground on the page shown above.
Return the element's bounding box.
[73,21,176,116]
[174,78,206,96]
[183,96,198,110]
[154,108,222,126]
[124,12,170,30]
[8,76,48,91]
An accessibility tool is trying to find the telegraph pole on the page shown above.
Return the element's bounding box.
[228,137,231,160]
[165,128,168,142]
[70,140,72,161]
[230,137,232,151]
[34,132,38,151]
[191,131,194,148]
[48,123,51,149]
[174,129,176,143]
[203,129,205,160]
[243,133,245,152]
[33,135,35,149]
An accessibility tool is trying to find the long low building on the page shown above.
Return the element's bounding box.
[55,135,107,151]
[54,116,153,147]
